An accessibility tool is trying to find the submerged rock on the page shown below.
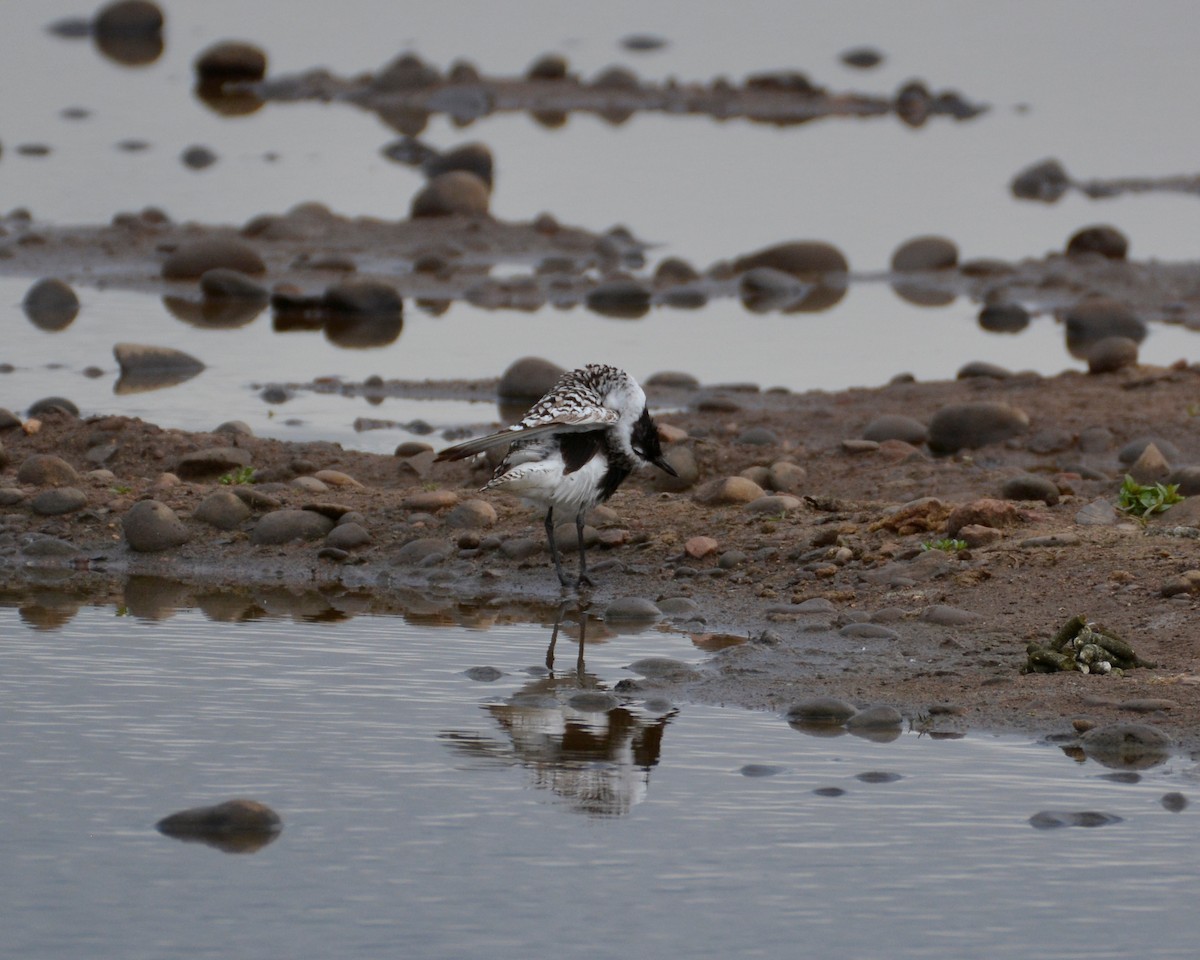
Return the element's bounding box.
[22,278,80,330]
[156,798,281,853]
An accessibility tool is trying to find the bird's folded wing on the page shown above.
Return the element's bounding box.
[434,408,618,461]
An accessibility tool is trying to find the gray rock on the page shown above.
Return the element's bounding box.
[657,597,701,618]
[645,369,700,388]
[194,491,251,530]
[17,454,78,486]
[1087,336,1138,374]
[839,623,899,640]
[766,461,806,492]
[410,171,490,218]
[920,604,982,626]
[527,53,569,80]
[498,356,564,400]
[325,522,371,550]
[1119,436,1180,464]
[181,145,218,170]
[1028,810,1123,830]
[1167,466,1200,496]
[465,666,503,682]
[214,420,253,437]
[603,597,662,622]
[250,509,334,545]
[1080,722,1172,769]
[323,279,403,316]
[22,278,79,330]
[1066,224,1128,260]
[161,237,266,279]
[1161,792,1189,813]
[499,537,542,561]
[0,487,24,505]
[394,537,453,564]
[845,705,904,730]
[978,301,1030,333]
[891,235,958,272]
[735,427,779,446]
[744,495,802,515]
[113,343,205,389]
[568,692,620,713]
[957,361,1011,380]
[1010,157,1070,202]
[123,499,191,552]
[232,487,281,511]
[0,409,20,430]
[863,414,927,445]
[718,550,747,569]
[445,499,497,529]
[175,446,251,480]
[1001,474,1060,505]
[156,798,281,840]
[31,487,87,516]
[1027,428,1073,454]
[927,401,1029,454]
[20,536,79,557]
[1075,499,1119,526]
[27,396,79,418]
[786,697,857,724]
[375,52,441,90]
[1079,426,1114,453]
[1064,296,1146,360]
[652,445,699,492]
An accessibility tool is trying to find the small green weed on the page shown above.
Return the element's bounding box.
[920,537,968,552]
[1117,475,1184,517]
[111,484,132,495]
[219,466,256,486]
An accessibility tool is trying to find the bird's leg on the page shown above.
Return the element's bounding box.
[576,606,587,675]
[545,507,571,587]
[545,599,569,671]
[575,508,594,588]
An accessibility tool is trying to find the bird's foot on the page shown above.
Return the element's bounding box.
[558,573,595,592]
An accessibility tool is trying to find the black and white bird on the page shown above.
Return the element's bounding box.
[435,364,678,588]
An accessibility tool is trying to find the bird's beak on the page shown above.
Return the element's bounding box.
[652,455,678,478]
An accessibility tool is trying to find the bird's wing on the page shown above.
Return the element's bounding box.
[434,407,619,462]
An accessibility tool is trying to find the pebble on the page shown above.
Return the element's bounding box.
[17,454,78,486]
[199,268,268,302]
[1086,336,1139,374]
[891,235,958,272]
[927,401,1029,454]
[250,509,334,545]
[181,145,218,170]
[1019,533,1081,548]
[744,494,802,515]
[978,301,1030,333]
[214,420,253,437]
[22,278,80,330]
[395,538,453,564]
[839,623,899,640]
[465,666,503,682]
[500,537,542,560]
[1066,224,1128,260]
[841,46,883,68]
[1119,436,1180,464]
[842,439,879,454]
[1161,792,1189,813]
[1010,157,1071,202]
[1027,428,1073,454]
[156,798,281,840]
[175,446,251,480]
[735,426,779,446]
[21,536,79,557]
[445,499,497,529]
[114,342,205,382]
[28,396,79,418]
[527,53,569,80]
[31,487,87,516]
[920,604,981,626]
[402,490,458,512]
[194,490,251,530]
[395,441,434,457]
[956,523,1001,547]
[1028,810,1123,830]
[94,0,163,38]
[375,53,441,90]
[862,414,927,445]
[1000,474,1060,505]
[657,597,701,618]
[161,237,266,279]
[0,488,23,505]
[786,697,857,725]
[311,469,362,488]
[1063,296,1146,359]
[718,550,747,569]
[685,536,720,559]
[766,461,806,492]
[498,356,564,400]
[845,705,903,730]
[1079,722,1172,768]
[957,360,1011,380]
[123,499,190,552]
[0,409,19,430]
[325,522,371,550]
[1127,442,1171,484]
[1118,698,1178,714]
[603,597,662,622]
[945,498,1025,537]
[1075,499,1119,526]
[586,280,652,319]
[194,41,268,84]
[411,171,490,218]
[233,487,280,511]
[695,476,765,505]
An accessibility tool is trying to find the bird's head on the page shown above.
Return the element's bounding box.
[631,407,678,477]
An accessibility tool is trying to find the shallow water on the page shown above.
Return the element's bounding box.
[2,592,1198,959]
[4,2,1200,448]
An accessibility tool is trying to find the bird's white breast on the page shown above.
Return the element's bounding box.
[484,448,609,513]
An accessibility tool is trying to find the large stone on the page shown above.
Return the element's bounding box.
[250,509,334,545]
[863,414,927,445]
[194,490,252,530]
[31,487,87,516]
[786,697,857,725]
[175,446,251,480]
[498,357,565,400]
[1066,224,1128,260]
[1064,296,1146,360]
[1000,474,1060,505]
[17,454,78,486]
[156,798,281,839]
[927,402,1029,454]
[1080,723,1172,769]
[123,499,191,552]
[695,476,765,505]
[162,238,266,279]
[603,597,662,622]
[22,278,80,330]
[891,235,958,272]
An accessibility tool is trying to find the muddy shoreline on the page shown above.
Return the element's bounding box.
[5,364,1200,757]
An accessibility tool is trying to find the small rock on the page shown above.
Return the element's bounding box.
[1127,442,1171,484]
[863,414,927,445]
[696,476,765,505]
[325,522,371,550]
[956,523,1002,547]
[22,278,80,330]
[957,361,1011,380]
[323,279,403,317]
[920,605,981,626]
[845,705,903,730]
[839,623,899,640]
[1087,336,1139,374]
[1028,810,1123,830]
[1010,157,1071,203]
[842,439,879,454]
[1064,296,1146,360]
[1075,499,1120,526]
[1001,474,1060,505]
[445,499,497,529]
[766,461,806,492]
[311,469,362,488]
[527,53,569,80]
[395,537,453,564]
[194,491,251,530]
[123,499,190,552]
[978,302,1030,333]
[200,268,268,302]
[156,798,281,841]
[718,550,747,569]
[735,426,779,446]
[498,357,565,400]
[586,279,652,319]
[161,238,266,279]
[114,342,205,384]
[744,494,802,515]
[194,41,268,84]
[945,498,1026,537]
[411,171,490,218]
[402,490,458,512]
[499,537,542,561]
[465,666,503,682]
[17,454,78,486]
[21,536,79,557]
[603,597,662,622]
[1119,436,1180,465]
[31,487,87,516]
[891,235,958,272]
[175,447,251,480]
[1161,792,1189,812]
[732,241,848,312]
[786,697,857,725]
[181,145,218,170]
[685,536,719,559]
[1080,722,1172,769]
[657,597,701,618]
[28,396,80,418]
[250,509,334,545]
[214,420,253,438]
[927,402,1029,454]
[1067,224,1128,260]
[1020,533,1081,548]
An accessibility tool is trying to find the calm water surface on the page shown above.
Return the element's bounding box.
[2,595,1197,959]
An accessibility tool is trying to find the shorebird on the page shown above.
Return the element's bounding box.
[435,364,677,588]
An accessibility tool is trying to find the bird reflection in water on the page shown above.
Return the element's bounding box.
[441,603,678,818]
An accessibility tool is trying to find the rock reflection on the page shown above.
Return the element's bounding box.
[442,605,679,818]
